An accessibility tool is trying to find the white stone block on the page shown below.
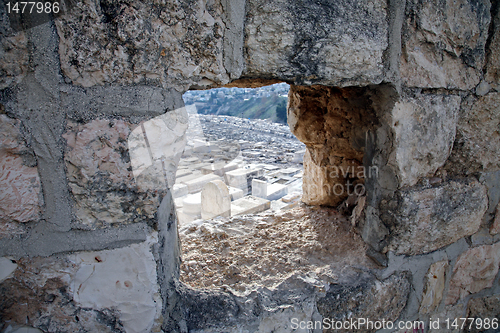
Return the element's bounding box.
[228,187,244,201]
[252,179,267,199]
[182,192,202,215]
[231,196,270,216]
[71,234,161,333]
[183,173,222,193]
[172,183,189,198]
[201,180,231,220]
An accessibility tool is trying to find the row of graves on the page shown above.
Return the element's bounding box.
[173,108,305,225]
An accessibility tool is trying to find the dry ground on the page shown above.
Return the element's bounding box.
[179,204,375,292]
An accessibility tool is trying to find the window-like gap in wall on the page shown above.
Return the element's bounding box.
[176,83,377,292]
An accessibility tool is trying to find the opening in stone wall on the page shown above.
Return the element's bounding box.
[173,82,387,292]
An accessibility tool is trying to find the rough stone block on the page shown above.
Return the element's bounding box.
[55,0,228,89]
[201,180,231,220]
[446,242,500,305]
[466,295,500,333]
[244,0,388,86]
[0,115,42,236]
[446,93,500,174]
[382,178,488,255]
[0,255,124,332]
[419,260,448,314]
[401,0,490,90]
[390,93,460,187]
[0,18,28,90]
[63,119,159,228]
[72,235,162,333]
[317,271,411,332]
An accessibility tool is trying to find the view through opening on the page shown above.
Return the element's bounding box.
[175,83,375,291]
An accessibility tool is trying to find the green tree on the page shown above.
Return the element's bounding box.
[276,98,287,123]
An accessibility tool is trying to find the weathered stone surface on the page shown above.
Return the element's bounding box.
[382,178,488,255]
[63,118,159,228]
[0,8,28,90]
[389,93,460,187]
[446,94,500,174]
[288,85,378,206]
[485,4,500,88]
[128,107,188,191]
[419,260,448,314]
[401,0,490,90]
[317,271,410,333]
[244,0,388,86]
[431,303,466,332]
[491,202,500,235]
[446,242,500,305]
[201,180,231,219]
[72,234,162,333]
[0,115,42,237]
[466,296,500,333]
[0,255,124,333]
[55,0,228,89]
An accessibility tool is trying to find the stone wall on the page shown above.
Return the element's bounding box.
[1,0,499,332]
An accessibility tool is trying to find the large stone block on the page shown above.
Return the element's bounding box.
[55,0,228,89]
[446,93,500,174]
[382,178,488,255]
[63,119,159,228]
[401,0,490,90]
[316,271,410,333]
[0,255,121,332]
[446,242,500,305]
[0,115,42,237]
[0,8,28,90]
[389,93,460,187]
[466,296,500,333]
[244,0,388,86]
[72,235,162,333]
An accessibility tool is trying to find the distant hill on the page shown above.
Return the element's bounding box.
[182,83,290,123]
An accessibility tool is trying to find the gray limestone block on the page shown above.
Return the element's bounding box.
[382,177,488,256]
[244,0,388,86]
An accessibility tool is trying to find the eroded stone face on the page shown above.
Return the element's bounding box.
[0,115,42,237]
[317,271,411,333]
[401,0,490,90]
[0,8,28,90]
[63,118,159,228]
[245,0,388,86]
[288,85,378,206]
[71,234,162,333]
[55,0,228,90]
[0,237,161,333]
[389,93,460,187]
[382,178,488,256]
[446,93,500,174]
[0,255,123,333]
[446,242,500,305]
[466,296,500,333]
